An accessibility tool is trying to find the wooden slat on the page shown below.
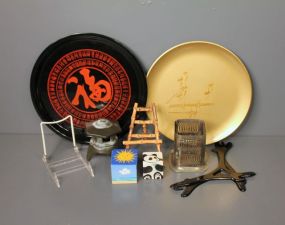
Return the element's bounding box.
[123,139,162,145]
[134,120,153,124]
[130,134,156,138]
[136,107,151,112]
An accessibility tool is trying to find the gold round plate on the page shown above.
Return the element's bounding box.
[147,41,252,144]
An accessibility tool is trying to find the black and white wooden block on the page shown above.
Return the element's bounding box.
[142,152,164,179]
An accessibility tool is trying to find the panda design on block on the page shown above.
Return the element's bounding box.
[142,152,164,179]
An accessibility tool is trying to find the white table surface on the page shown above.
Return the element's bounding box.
[0,134,283,225]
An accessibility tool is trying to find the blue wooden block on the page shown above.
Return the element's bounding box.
[111,149,138,184]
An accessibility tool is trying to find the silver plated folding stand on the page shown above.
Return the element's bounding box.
[40,115,94,188]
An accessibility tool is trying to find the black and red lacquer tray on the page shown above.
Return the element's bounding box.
[31,33,147,143]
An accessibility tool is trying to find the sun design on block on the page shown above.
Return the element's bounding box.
[115,150,136,163]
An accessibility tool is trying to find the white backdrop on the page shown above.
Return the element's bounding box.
[0,0,284,136]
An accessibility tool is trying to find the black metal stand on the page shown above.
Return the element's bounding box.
[170,142,256,197]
